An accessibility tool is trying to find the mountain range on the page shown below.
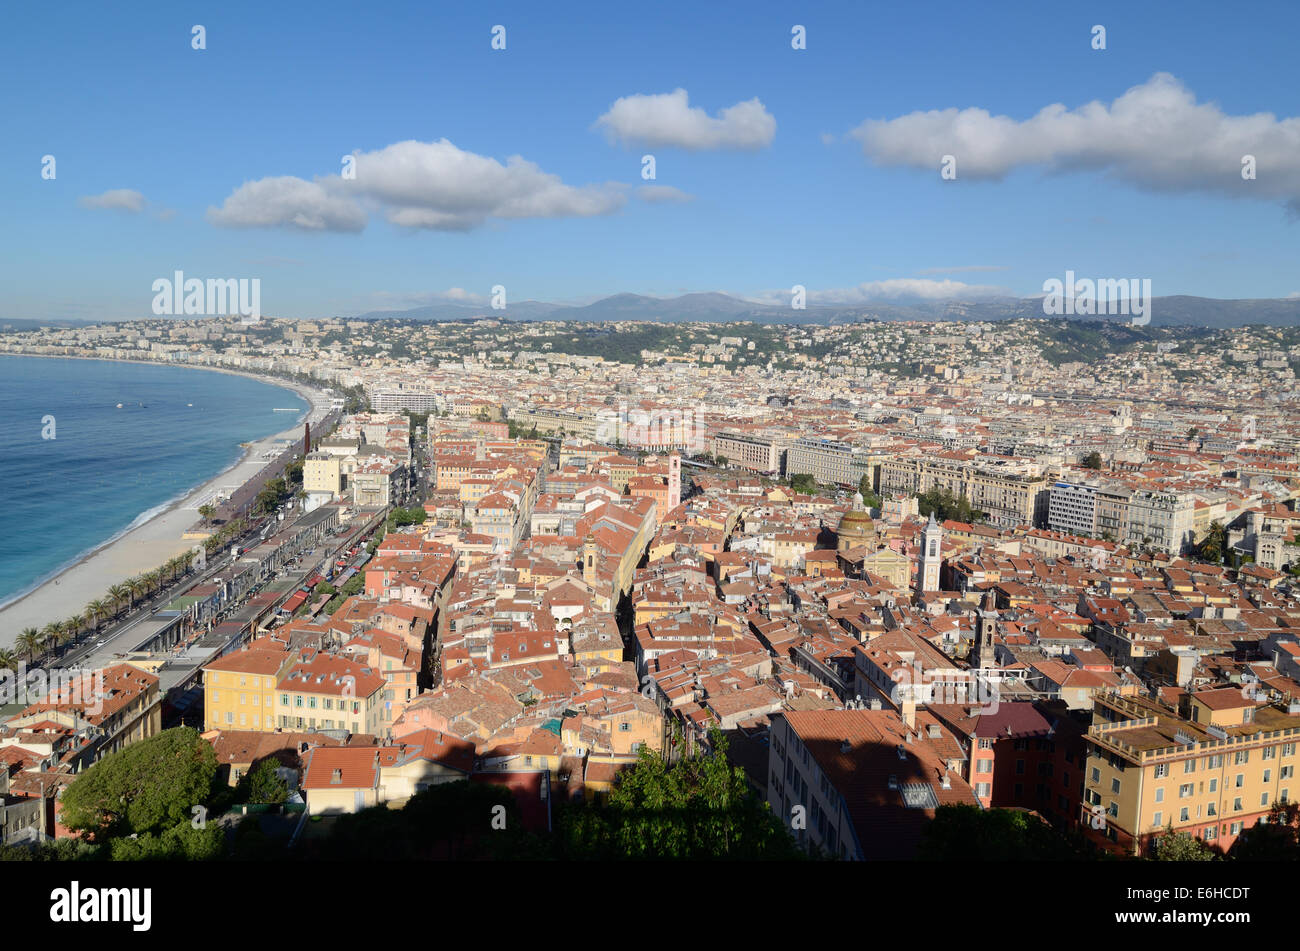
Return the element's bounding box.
[352,292,1300,329]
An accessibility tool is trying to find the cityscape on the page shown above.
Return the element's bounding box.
[0,0,1291,930]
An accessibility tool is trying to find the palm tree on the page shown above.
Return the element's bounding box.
[66,615,85,644]
[0,648,17,671]
[17,628,41,662]
[86,598,108,633]
[40,622,61,658]
[127,577,146,611]
[108,584,129,618]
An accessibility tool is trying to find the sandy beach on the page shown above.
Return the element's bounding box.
[0,363,334,645]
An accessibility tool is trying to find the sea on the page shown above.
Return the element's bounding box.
[0,355,308,611]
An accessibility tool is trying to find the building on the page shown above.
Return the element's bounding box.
[1081,691,1300,856]
[712,431,784,475]
[203,646,299,733]
[785,437,877,489]
[767,708,978,860]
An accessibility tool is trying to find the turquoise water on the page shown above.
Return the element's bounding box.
[0,356,307,613]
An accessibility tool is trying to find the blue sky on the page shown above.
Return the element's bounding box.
[3,0,1298,320]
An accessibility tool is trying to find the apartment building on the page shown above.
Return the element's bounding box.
[203,646,299,733]
[1081,690,1300,856]
[784,437,879,489]
[712,431,785,475]
[879,456,1051,528]
[1048,480,1099,537]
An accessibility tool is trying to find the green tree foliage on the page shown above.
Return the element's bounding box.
[308,781,528,860]
[1152,826,1217,861]
[916,487,984,524]
[1229,801,1300,860]
[243,758,290,806]
[856,474,881,508]
[555,731,801,860]
[60,727,218,838]
[788,473,818,495]
[108,822,224,861]
[918,805,1101,860]
[1083,451,1103,470]
[1197,520,1227,566]
[386,506,428,530]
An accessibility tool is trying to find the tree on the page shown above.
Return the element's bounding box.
[108,584,130,617]
[198,503,215,523]
[243,758,290,805]
[1229,801,1300,860]
[86,598,108,633]
[1152,826,1217,861]
[555,730,802,860]
[60,727,218,839]
[17,628,41,662]
[919,805,1100,860]
[1083,451,1103,470]
[1198,520,1227,565]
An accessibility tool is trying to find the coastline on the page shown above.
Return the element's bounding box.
[0,355,334,644]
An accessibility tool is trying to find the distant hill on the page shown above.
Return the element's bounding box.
[351,292,1300,328]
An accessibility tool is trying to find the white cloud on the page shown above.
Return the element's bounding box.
[852,73,1300,207]
[208,140,625,233]
[78,189,146,213]
[595,89,775,150]
[636,184,695,203]
[1287,291,1300,299]
[915,265,1011,275]
[755,279,1010,305]
[208,176,366,232]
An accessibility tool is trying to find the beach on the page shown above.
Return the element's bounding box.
[0,364,333,644]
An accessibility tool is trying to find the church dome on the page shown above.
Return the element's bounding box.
[837,493,875,549]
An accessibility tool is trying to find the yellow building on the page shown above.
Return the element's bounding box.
[1082,690,1300,856]
[203,648,299,733]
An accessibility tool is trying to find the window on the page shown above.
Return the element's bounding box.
[1230,821,1242,835]
[212,691,220,703]
[281,694,289,706]
[1264,769,1272,784]
[309,697,317,709]
[295,695,303,708]
[1235,773,1245,789]
[1090,767,1101,783]
[1155,787,1165,803]
[1154,763,1168,779]
[1283,766,1294,780]
[1111,778,1121,794]
[1233,798,1243,812]
[1263,746,1276,760]
[976,783,991,798]
[1207,754,1223,769]
[977,759,992,773]
[1205,826,1217,841]
[1235,750,1249,765]
[1209,778,1218,792]
[1152,811,1163,828]
[978,738,993,750]
[1017,760,1026,775]
[1285,743,1296,757]
[1179,807,1189,822]
[1262,793,1270,807]
[1179,783,1193,798]
[1184,759,1196,774]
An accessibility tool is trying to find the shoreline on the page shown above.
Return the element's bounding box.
[0,354,335,644]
